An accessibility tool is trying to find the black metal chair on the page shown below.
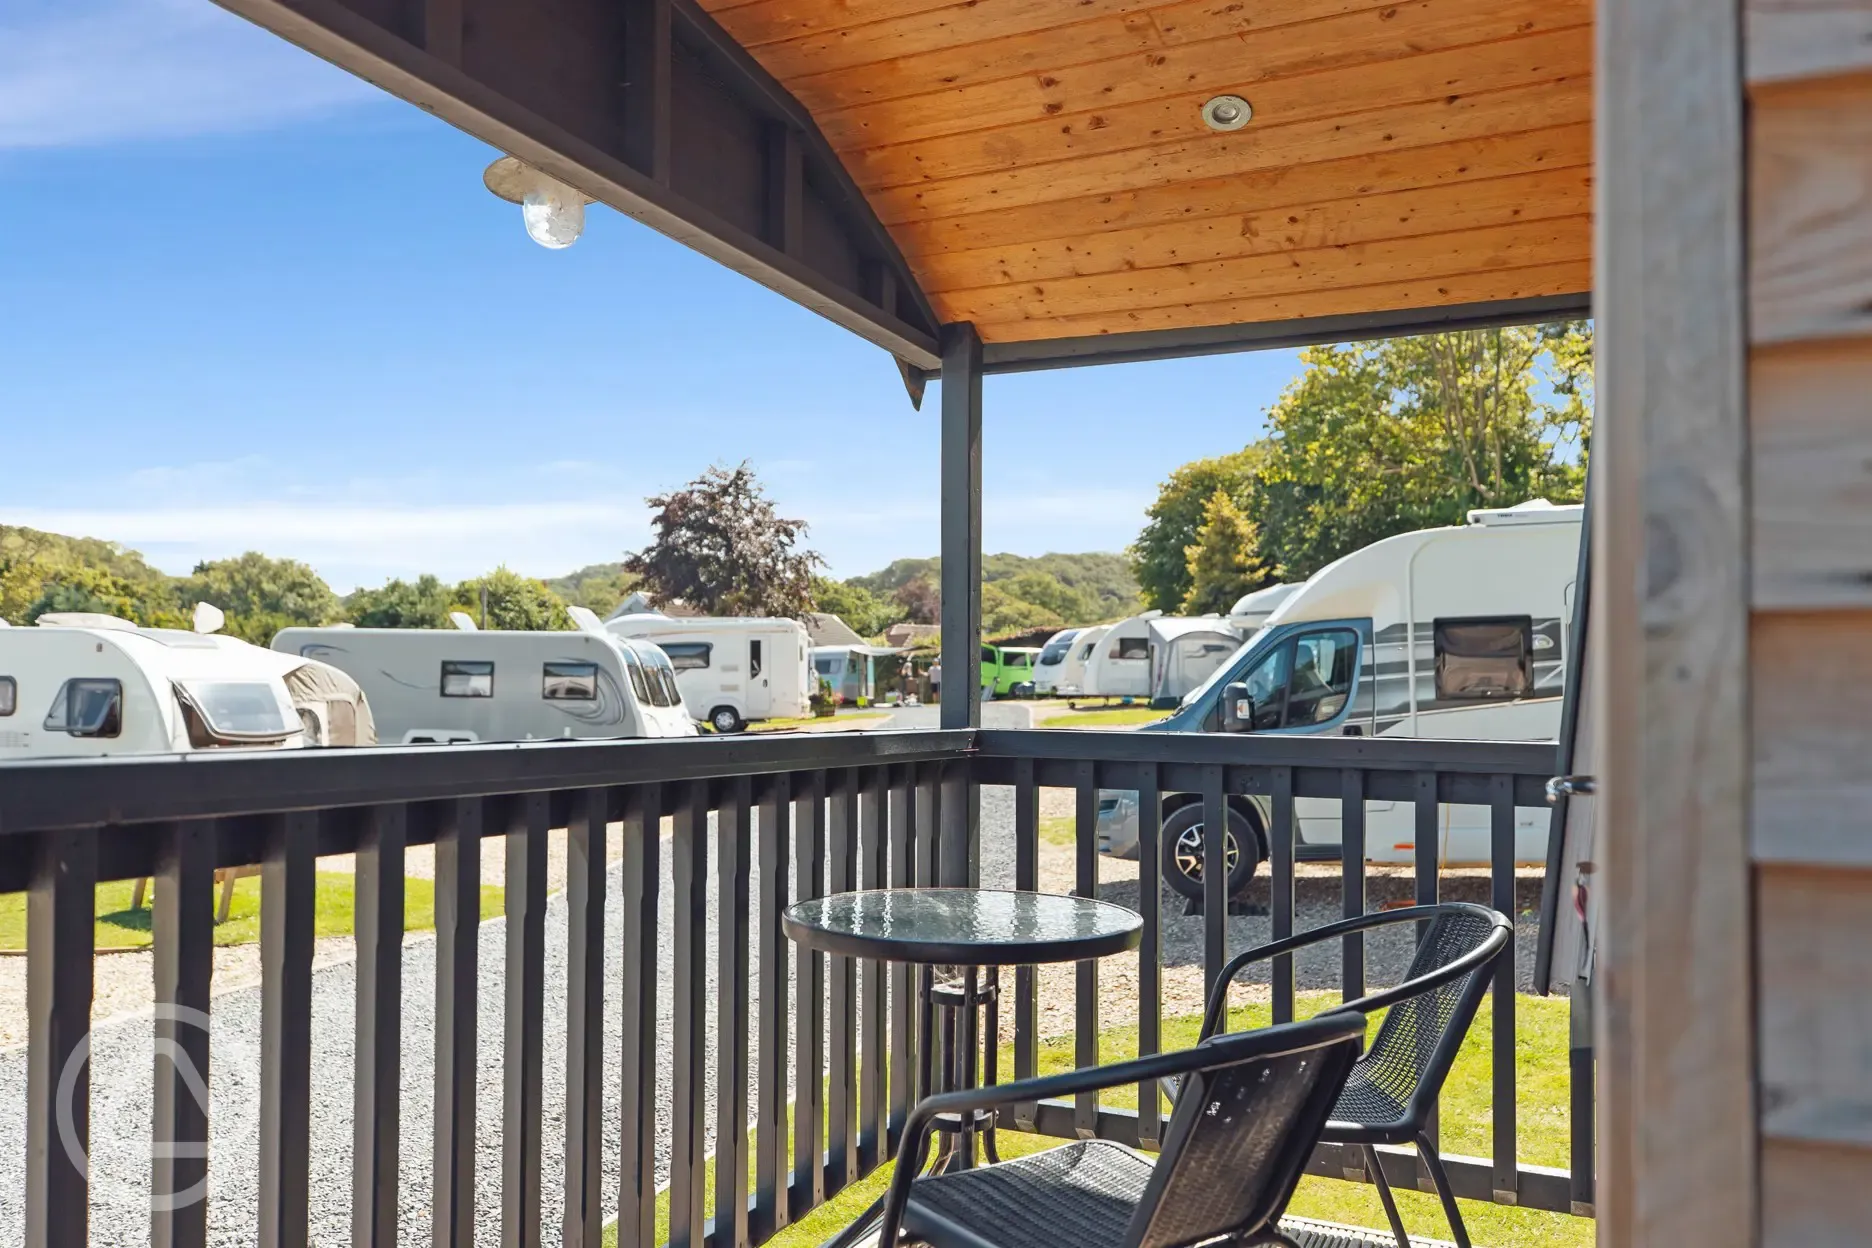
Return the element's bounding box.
[870,1011,1369,1248]
[1192,902,1512,1248]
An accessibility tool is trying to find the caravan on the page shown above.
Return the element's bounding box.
[1030,629,1080,695]
[607,613,811,732]
[1079,612,1161,698]
[1097,500,1583,898]
[273,620,697,743]
[1147,617,1242,707]
[1227,582,1299,633]
[1052,624,1110,697]
[0,615,313,758]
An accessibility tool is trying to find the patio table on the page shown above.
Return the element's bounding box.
[782,886,1142,1201]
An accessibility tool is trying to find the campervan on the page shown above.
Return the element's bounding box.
[0,615,310,758]
[1147,618,1242,707]
[606,613,811,732]
[1030,629,1080,695]
[1053,624,1109,697]
[1227,582,1299,633]
[272,622,697,743]
[1097,500,1583,898]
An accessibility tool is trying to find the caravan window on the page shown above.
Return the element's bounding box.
[440,661,494,698]
[543,662,599,701]
[1283,631,1359,726]
[621,646,653,704]
[43,678,122,738]
[661,642,712,672]
[750,639,763,679]
[1434,617,1533,701]
[814,656,838,676]
[1111,636,1149,661]
[0,676,13,716]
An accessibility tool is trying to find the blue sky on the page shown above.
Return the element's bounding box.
[0,0,1302,592]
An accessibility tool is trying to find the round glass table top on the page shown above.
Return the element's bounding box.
[782,888,1143,965]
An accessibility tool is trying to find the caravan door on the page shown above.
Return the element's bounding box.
[748,635,770,719]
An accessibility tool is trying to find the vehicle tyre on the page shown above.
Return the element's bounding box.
[709,705,746,734]
[1160,802,1261,901]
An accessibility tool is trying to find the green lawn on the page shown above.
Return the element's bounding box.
[614,993,1589,1248]
[0,872,505,952]
[746,714,893,734]
[1037,705,1171,729]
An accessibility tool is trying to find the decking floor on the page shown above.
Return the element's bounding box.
[1279,1217,1456,1248]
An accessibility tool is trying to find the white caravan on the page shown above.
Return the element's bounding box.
[1030,628,1081,695]
[606,613,811,733]
[1147,617,1242,707]
[272,623,697,743]
[1098,499,1583,896]
[1227,582,1300,633]
[1052,624,1110,697]
[1080,612,1163,698]
[0,616,309,758]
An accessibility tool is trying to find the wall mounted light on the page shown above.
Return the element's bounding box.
[1200,95,1253,132]
[483,156,592,249]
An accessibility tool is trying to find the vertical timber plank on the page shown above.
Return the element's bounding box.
[434,797,482,1248]
[672,780,711,1248]
[939,321,984,733]
[153,822,213,1248]
[1595,0,1756,1238]
[828,770,859,1192]
[1135,763,1164,1149]
[793,770,828,1211]
[353,806,405,1248]
[504,793,550,1248]
[717,776,754,1248]
[1074,760,1100,1138]
[259,813,315,1248]
[27,829,96,1248]
[1012,758,1040,1130]
[859,768,888,1170]
[618,786,663,1248]
[757,775,792,1235]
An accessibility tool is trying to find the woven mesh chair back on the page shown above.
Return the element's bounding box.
[1125,1023,1362,1248]
[1356,909,1499,1118]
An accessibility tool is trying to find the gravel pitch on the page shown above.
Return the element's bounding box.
[0,705,1558,1243]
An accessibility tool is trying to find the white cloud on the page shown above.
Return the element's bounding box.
[0,0,380,150]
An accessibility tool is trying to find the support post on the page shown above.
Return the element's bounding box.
[939,322,983,889]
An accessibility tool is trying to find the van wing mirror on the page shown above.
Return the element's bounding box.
[1220,682,1254,732]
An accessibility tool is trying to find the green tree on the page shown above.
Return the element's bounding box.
[1,525,178,625]
[178,552,340,641]
[1181,489,1269,615]
[453,567,571,630]
[981,582,1063,635]
[345,574,457,628]
[1249,324,1590,580]
[544,562,640,617]
[995,571,1102,624]
[25,565,147,623]
[626,463,821,618]
[894,576,941,624]
[810,576,901,637]
[1128,449,1262,611]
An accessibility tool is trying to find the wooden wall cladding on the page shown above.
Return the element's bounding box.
[1747,3,1872,1243]
[697,0,1595,341]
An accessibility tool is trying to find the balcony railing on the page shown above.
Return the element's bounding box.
[0,726,1590,1245]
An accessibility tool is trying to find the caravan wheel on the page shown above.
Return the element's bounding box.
[709,705,746,734]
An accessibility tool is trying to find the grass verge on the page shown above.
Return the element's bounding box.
[0,872,505,951]
[1037,706,1171,729]
[746,714,893,734]
[614,993,1588,1248]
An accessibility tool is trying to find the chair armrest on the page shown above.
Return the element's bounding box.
[1198,903,1505,1039]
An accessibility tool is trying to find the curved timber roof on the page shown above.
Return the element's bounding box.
[213,0,1591,375]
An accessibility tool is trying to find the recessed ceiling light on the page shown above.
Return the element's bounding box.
[1201,95,1252,132]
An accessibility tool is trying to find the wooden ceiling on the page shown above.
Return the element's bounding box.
[695,0,1594,345]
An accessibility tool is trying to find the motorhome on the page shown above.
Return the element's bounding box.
[1147,617,1242,707]
[1029,628,1080,695]
[1227,582,1300,633]
[1052,623,1109,697]
[272,622,697,743]
[0,615,309,758]
[606,612,811,732]
[1097,499,1583,898]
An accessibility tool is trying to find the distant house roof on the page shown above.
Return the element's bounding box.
[804,613,864,646]
[883,622,941,648]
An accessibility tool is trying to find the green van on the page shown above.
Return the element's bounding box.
[979,645,1040,697]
